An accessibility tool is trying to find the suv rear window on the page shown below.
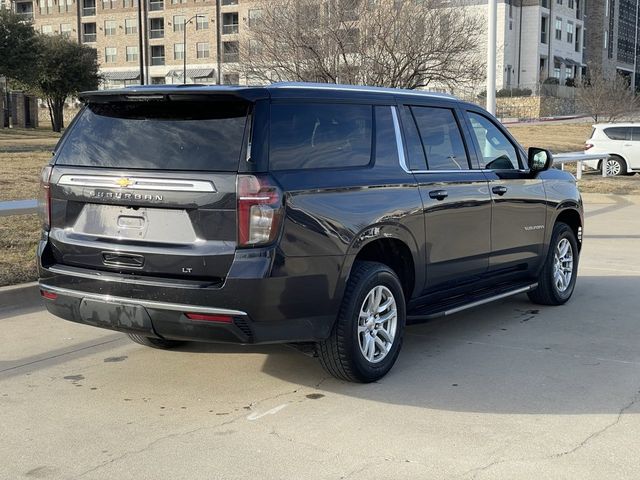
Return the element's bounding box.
[269,103,372,170]
[55,100,248,171]
[603,127,631,141]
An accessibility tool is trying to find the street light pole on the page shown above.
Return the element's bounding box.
[633,0,639,92]
[183,14,204,85]
[487,0,497,115]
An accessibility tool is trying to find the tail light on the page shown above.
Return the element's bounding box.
[237,174,283,247]
[39,166,53,232]
[584,143,594,151]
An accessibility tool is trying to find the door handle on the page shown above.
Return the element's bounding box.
[624,143,633,147]
[492,186,508,196]
[429,189,448,200]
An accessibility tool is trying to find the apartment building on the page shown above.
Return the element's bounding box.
[584,0,640,88]
[466,0,586,91]
[7,0,256,87]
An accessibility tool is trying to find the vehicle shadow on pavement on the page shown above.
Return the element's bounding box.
[176,274,640,415]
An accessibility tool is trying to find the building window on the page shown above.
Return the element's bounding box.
[41,24,53,34]
[104,20,116,36]
[248,8,262,27]
[123,0,135,7]
[575,25,581,52]
[151,76,166,85]
[82,0,96,16]
[60,23,72,36]
[148,0,163,11]
[82,22,97,42]
[554,61,561,79]
[105,47,117,63]
[223,41,239,62]
[556,0,562,4]
[568,0,574,8]
[125,18,137,34]
[196,15,208,30]
[222,12,239,34]
[58,0,73,14]
[604,30,608,50]
[221,0,237,4]
[249,39,262,56]
[541,16,548,44]
[565,67,573,80]
[196,42,210,59]
[555,18,562,41]
[149,17,164,38]
[174,43,184,60]
[567,22,573,43]
[151,45,165,65]
[223,73,239,85]
[102,0,111,10]
[173,15,185,32]
[126,45,138,62]
[541,0,549,7]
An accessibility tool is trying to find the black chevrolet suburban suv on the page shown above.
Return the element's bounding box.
[38,83,583,382]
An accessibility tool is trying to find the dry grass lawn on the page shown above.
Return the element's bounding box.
[0,214,40,287]
[0,123,638,286]
[507,122,593,152]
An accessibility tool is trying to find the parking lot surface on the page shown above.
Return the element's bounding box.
[1,194,640,480]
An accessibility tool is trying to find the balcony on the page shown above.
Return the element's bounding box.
[222,23,238,35]
[82,33,97,42]
[149,28,164,38]
[82,6,96,15]
[151,56,165,66]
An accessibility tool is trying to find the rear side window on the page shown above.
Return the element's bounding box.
[604,127,632,141]
[55,101,248,171]
[269,103,372,170]
[373,106,399,167]
[633,128,640,141]
[411,106,470,170]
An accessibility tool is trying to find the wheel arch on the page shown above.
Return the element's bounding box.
[340,224,423,302]
[599,154,628,172]
[554,207,583,251]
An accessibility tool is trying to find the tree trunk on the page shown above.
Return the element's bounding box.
[47,96,65,132]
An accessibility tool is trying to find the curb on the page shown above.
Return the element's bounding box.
[0,282,40,309]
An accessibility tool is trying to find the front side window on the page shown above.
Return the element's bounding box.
[467,112,519,170]
[269,103,372,170]
[410,106,469,170]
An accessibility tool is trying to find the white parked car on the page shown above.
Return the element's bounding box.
[583,124,640,176]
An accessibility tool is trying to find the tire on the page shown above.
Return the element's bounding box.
[602,156,627,176]
[317,261,406,383]
[127,333,185,349]
[528,222,579,306]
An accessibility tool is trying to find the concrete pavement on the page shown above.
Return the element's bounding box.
[1,194,639,480]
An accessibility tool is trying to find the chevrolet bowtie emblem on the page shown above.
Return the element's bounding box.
[116,177,135,188]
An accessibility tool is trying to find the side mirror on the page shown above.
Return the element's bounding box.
[528,147,553,172]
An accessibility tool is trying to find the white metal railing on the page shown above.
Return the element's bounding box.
[0,199,38,217]
[553,152,611,180]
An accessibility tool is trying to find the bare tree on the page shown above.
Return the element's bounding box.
[240,0,485,91]
[576,62,639,122]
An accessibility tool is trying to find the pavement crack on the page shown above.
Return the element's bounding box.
[549,388,640,459]
[460,389,640,479]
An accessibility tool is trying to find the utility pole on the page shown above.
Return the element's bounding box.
[137,0,145,84]
[215,0,222,85]
[486,0,497,114]
[633,0,639,92]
